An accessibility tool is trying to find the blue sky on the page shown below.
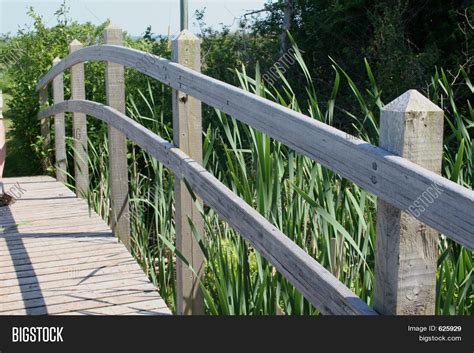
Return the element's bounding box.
[0,0,270,36]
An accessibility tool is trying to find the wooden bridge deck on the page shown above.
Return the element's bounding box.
[0,176,171,315]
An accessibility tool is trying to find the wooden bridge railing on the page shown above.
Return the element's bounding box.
[35,25,474,315]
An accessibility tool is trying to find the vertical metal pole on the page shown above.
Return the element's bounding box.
[180,0,188,30]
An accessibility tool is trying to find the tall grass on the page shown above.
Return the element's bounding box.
[77,46,472,315]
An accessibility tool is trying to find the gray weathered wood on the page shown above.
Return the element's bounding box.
[37,100,377,315]
[104,25,130,251]
[172,30,205,315]
[0,175,171,316]
[35,45,474,247]
[69,40,89,198]
[38,87,50,172]
[375,90,443,315]
[52,57,67,183]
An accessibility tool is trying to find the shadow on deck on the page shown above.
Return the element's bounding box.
[0,176,171,316]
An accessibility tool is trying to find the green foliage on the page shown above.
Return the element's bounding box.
[0,5,171,180]
[253,0,473,121]
[1,6,109,176]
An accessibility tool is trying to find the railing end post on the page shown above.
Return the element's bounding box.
[69,39,83,51]
[382,89,443,114]
[375,89,444,315]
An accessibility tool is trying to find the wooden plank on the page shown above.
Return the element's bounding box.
[37,100,376,315]
[0,270,148,297]
[0,242,123,263]
[0,199,85,211]
[1,262,144,288]
[1,232,112,250]
[61,299,171,315]
[69,40,89,198]
[1,188,75,199]
[375,90,443,315]
[0,221,110,236]
[35,45,474,247]
[104,25,130,250]
[1,290,164,315]
[172,30,205,315]
[0,231,111,245]
[0,207,95,226]
[0,186,75,198]
[0,244,122,269]
[0,251,132,276]
[1,210,109,228]
[0,283,158,312]
[1,198,88,210]
[0,257,136,282]
[2,176,56,183]
[0,235,115,251]
[0,238,119,257]
[1,207,106,225]
[0,239,111,255]
[52,57,67,183]
[0,276,153,303]
[3,175,64,184]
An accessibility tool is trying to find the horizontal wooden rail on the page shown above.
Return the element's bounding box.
[37,99,377,315]
[35,45,474,250]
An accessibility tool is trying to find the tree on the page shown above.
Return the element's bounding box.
[280,0,294,55]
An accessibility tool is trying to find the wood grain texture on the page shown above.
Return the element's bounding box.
[35,45,474,248]
[52,57,67,183]
[104,25,130,250]
[172,30,205,315]
[0,176,171,316]
[69,40,89,198]
[38,87,50,170]
[375,90,443,315]
[37,100,376,315]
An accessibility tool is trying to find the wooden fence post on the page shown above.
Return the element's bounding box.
[104,24,131,250]
[172,30,205,315]
[69,39,89,198]
[39,86,50,171]
[374,89,444,315]
[52,57,67,184]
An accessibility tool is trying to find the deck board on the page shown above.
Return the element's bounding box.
[0,176,171,315]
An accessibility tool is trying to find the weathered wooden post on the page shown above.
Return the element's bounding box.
[375,89,444,315]
[39,86,51,154]
[104,24,131,250]
[52,57,67,184]
[172,30,205,315]
[69,39,89,198]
